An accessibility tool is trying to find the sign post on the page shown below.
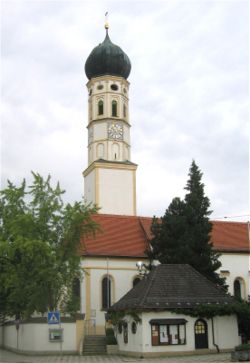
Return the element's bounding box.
[48,311,62,356]
[48,311,60,325]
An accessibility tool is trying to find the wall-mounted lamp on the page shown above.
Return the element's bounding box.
[136,261,147,276]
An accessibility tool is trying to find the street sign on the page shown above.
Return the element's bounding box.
[48,311,60,325]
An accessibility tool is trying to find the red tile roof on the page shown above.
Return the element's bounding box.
[210,221,249,252]
[80,214,249,257]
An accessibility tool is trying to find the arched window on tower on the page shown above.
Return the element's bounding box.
[123,104,127,118]
[102,276,112,309]
[112,100,117,117]
[98,100,104,115]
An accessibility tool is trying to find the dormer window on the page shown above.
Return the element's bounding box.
[98,100,104,115]
[112,100,117,117]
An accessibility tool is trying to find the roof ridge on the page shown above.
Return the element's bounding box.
[89,214,249,225]
[211,220,248,225]
[138,217,151,241]
[138,267,157,307]
[96,213,140,220]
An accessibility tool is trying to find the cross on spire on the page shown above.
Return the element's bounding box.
[105,12,109,34]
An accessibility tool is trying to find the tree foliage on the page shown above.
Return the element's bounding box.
[0,172,98,319]
[149,161,226,287]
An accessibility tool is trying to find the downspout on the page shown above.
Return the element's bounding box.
[211,317,220,353]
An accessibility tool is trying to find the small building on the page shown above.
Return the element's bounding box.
[108,264,240,357]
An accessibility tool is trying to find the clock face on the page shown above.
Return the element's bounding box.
[108,123,123,140]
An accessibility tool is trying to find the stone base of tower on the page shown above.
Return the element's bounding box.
[83,159,137,216]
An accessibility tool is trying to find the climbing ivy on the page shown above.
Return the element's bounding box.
[108,310,141,326]
[172,301,250,319]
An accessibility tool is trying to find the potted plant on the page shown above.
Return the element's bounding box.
[231,343,250,361]
[106,328,118,355]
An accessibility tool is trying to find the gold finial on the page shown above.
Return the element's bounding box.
[104,11,109,32]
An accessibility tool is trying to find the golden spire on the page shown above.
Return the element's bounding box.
[104,11,109,33]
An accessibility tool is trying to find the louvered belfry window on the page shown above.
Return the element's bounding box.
[112,100,117,117]
[98,100,104,115]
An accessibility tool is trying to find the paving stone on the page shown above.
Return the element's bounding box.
[0,349,232,363]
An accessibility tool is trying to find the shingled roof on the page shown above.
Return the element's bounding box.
[80,214,249,257]
[109,264,235,312]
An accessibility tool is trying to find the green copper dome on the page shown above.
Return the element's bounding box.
[85,33,131,80]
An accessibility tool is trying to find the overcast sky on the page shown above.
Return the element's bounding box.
[1,0,249,221]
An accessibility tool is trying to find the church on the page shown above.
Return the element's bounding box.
[80,22,249,339]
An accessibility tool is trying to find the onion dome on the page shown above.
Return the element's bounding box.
[85,32,131,80]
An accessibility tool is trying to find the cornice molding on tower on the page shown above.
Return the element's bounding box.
[83,159,137,177]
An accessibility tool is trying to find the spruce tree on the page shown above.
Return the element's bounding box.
[149,160,226,288]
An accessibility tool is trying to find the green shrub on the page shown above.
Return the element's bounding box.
[106,328,115,336]
[106,336,117,345]
[235,343,250,351]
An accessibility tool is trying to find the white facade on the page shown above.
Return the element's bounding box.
[84,162,137,215]
[81,30,250,355]
[0,320,84,354]
[116,311,240,357]
[80,253,250,333]
[219,253,250,299]
[80,257,147,334]
[83,74,137,216]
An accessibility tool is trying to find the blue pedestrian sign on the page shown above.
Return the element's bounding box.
[48,311,60,325]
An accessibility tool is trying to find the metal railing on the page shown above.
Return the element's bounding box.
[84,318,96,336]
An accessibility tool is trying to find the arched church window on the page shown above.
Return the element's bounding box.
[98,100,104,115]
[234,279,242,300]
[102,276,112,309]
[112,100,117,117]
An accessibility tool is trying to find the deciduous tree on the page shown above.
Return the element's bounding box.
[0,173,98,318]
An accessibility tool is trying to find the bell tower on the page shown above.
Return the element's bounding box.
[83,24,137,216]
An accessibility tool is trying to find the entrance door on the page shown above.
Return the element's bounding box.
[194,319,208,349]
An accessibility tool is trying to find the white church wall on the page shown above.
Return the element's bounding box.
[80,253,249,332]
[219,253,249,299]
[81,257,147,331]
[123,124,130,145]
[93,122,107,143]
[98,168,135,215]
[84,169,96,206]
